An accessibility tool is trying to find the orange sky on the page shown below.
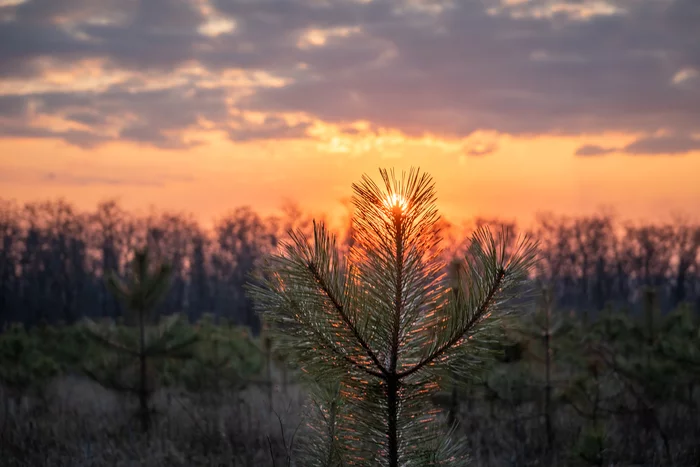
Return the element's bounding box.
[1,0,698,227]
[2,131,698,227]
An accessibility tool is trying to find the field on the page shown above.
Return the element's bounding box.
[2,301,700,466]
[1,198,700,466]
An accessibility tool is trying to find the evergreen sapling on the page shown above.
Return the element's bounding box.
[82,248,196,433]
[250,168,538,466]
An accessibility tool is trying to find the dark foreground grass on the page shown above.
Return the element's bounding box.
[2,375,699,466]
[1,375,305,467]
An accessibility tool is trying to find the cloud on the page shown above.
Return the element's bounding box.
[0,160,195,186]
[0,94,30,117]
[0,168,195,186]
[227,115,312,142]
[464,142,498,157]
[41,171,194,186]
[0,122,108,148]
[0,0,698,148]
[239,0,700,139]
[575,144,617,156]
[42,171,164,186]
[575,134,700,156]
[622,134,700,155]
[0,84,230,148]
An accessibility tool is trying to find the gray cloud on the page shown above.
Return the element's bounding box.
[575,144,617,156]
[0,85,229,148]
[0,122,107,148]
[227,115,312,142]
[240,0,700,141]
[0,165,194,186]
[465,143,498,157]
[0,95,31,118]
[622,134,700,155]
[0,0,698,150]
[575,134,700,156]
[42,171,167,186]
[44,171,194,186]
[0,0,206,75]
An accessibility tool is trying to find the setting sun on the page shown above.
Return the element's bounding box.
[383,193,409,213]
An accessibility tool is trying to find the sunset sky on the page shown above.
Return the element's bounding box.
[0,0,699,227]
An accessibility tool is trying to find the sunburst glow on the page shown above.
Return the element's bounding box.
[384,193,409,212]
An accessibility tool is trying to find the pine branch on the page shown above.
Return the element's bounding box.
[308,261,388,378]
[398,268,505,379]
[249,274,385,379]
[83,324,140,358]
[146,335,198,359]
[81,363,137,395]
[251,168,537,466]
[288,295,383,378]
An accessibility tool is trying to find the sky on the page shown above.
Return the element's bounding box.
[0,0,699,226]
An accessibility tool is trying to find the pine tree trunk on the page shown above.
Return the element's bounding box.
[544,305,554,459]
[448,380,458,427]
[387,209,404,467]
[139,352,149,433]
[282,365,288,394]
[325,400,338,467]
[592,374,602,467]
[387,375,399,467]
[265,343,273,413]
[138,304,150,433]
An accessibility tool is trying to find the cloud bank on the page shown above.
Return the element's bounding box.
[0,0,698,154]
[574,133,700,156]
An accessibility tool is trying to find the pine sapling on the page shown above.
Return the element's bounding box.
[533,287,561,459]
[250,168,538,466]
[82,248,196,433]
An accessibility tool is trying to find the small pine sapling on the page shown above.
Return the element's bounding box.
[81,248,197,433]
[518,286,565,459]
[175,315,263,395]
[250,168,538,466]
[0,323,60,414]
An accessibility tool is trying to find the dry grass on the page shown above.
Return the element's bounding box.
[452,392,700,467]
[0,376,305,467]
[2,375,699,466]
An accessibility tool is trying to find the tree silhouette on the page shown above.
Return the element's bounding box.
[250,168,538,466]
[1,196,699,329]
[83,248,196,433]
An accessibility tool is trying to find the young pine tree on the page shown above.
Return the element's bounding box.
[82,248,196,433]
[251,168,538,466]
[518,286,567,459]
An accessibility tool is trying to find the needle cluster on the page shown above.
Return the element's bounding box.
[250,168,538,466]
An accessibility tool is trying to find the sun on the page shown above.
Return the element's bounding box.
[383,193,408,212]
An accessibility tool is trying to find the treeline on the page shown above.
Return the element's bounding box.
[0,199,322,331]
[1,198,699,330]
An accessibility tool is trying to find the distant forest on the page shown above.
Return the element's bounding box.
[1,198,699,330]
